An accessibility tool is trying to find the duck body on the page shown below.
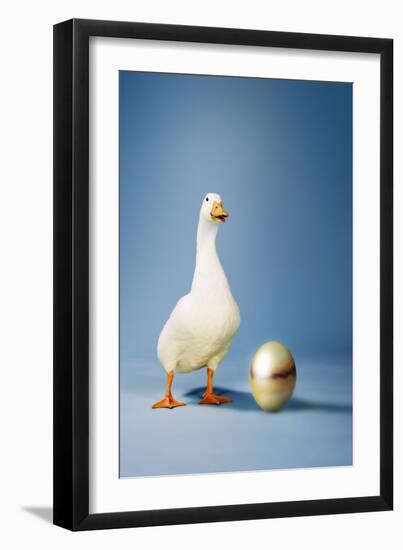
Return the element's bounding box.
[157,276,240,374]
[153,193,240,409]
[158,195,240,374]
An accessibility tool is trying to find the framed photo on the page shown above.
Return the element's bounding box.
[53,19,393,530]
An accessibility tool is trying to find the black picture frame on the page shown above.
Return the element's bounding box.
[53,18,393,531]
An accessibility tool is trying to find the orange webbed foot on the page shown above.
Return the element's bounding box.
[152,396,186,409]
[199,393,232,405]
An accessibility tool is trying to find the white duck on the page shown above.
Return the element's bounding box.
[152,193,240,409]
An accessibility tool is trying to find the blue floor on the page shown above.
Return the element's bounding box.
[120,357,352,477]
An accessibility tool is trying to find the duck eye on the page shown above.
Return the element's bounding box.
[206,197,209,202]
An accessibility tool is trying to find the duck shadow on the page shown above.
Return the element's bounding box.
[184,386,257,410]
[183,387,352,414]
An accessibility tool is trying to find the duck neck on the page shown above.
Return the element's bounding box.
[191,217,228,293]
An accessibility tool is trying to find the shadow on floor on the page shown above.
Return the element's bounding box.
[22,506,53,524]
[184,386,352,413]
[285,397,352,413]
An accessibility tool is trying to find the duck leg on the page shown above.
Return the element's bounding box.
[152,371,186,409]
[199,368,232,405]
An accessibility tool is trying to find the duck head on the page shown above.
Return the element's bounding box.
[200,193,229,224]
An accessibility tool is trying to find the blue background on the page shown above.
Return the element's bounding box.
[119,71,352,477]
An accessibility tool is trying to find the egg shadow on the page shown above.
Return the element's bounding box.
[183,387,352,414]
[285,398,352,413]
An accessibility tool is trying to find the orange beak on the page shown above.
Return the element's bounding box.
[210,201,229,223]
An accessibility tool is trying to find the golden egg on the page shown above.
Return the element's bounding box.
[250,341,296,411]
